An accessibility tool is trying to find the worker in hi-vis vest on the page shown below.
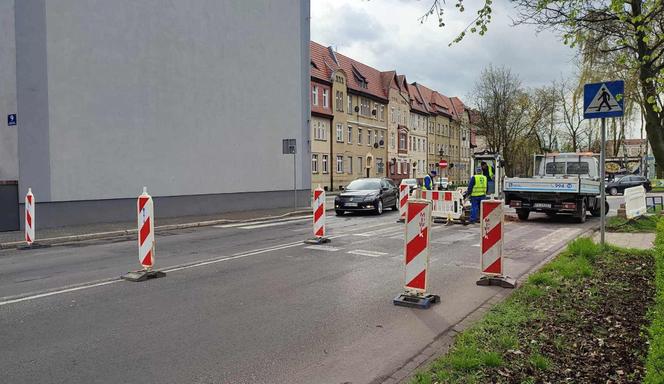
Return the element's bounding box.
[464,167,488,223]
[422,170,436,191]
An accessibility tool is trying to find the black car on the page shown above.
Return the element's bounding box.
[606,175,652,196]
[334,178,399,215]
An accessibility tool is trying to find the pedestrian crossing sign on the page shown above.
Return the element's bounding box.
[583,80,624,119]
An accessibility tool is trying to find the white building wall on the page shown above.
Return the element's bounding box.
[0,0,18,180]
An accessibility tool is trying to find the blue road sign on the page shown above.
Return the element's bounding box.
[7,114,16,126]
[583,80,624,119]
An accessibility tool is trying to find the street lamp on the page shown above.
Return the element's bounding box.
[438,148,445,188]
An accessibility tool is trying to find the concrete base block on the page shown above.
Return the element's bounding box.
[303,237,330,245]
[476,275,517,289]
[121,269,166,282]
[393,293,440,309]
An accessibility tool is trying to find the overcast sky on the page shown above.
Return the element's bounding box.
[311,0,578,105]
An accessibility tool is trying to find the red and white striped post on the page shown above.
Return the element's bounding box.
[393,199,439,309]
[122,187,165,282]
[476,200,516,288]
[305,186,330,244]
[397,181,409,223]
[25,188,35,245]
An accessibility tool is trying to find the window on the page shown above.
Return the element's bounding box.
[379,105,385,121]
[358,157,363,173]
[347,126,352,144]
[336,155,344,173]
[368,129,373,145]
[347,156,353,174]
[335,91,344,112]
[360,98,370,116]
[323,89,329,108]
[391,132,396,149]
[312,154,318,173]
[358,128,363,144]
[313,120,327,141]
[376,158,384,174]
[399,133,407,150]
[322,155,328,173]
[379,131,384,147]
[347,95,353,114]
[336,124,343,142]
[391,107,395,123]
[312,86,318,106]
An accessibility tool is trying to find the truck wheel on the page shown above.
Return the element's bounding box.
[576,200,587,223]
[516,209,530,221]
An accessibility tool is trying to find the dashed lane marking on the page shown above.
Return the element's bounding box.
[213,216,312,228]
[347,249,389,257]
[304,245,340,252]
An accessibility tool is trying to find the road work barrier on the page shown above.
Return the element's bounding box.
[305,186,330,244]
[397,182,409,223]
[25,188,34,245]
[476,199,516,288]
[393,199,440,309]
[624,185,647,219]
[121,187,166,282]
[420,190,465,223]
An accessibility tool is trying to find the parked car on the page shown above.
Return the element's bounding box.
[334,178,399,215]
[434,177,449,190]
[606,175,652,196]
[401,178,419,193]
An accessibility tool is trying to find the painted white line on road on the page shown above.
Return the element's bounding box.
[304,245,340,252]
[240,218,310,229]
[347,249,389,257]
[0,281,118,307]
[213,215,312,228]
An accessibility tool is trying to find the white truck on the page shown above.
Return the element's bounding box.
[503,153,608,223]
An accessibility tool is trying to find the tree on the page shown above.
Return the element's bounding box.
[422,0,664,174]
[556,78,585,152]
[471,65,548,175]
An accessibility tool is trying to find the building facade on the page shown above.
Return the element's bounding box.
[386,74,412,184]
[0,0,311,229]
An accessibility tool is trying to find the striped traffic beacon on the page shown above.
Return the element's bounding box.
[476,199,516,288]
[305,186,330,244]
[393,198,439,309]
[121,187,166,282]
[397,181,409,223]
[24,188,35,245]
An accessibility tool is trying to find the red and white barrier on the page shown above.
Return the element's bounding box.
[477,199,516,288]
[137,187,155,269]
[25,188,35,245]
[398,182,409,222]
[421,190,464,221]
[305,186,330,244]
[122,187,165,282]
[313,187,325,238]
[393,199,439,308]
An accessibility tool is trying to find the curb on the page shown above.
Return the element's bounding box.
[0,209,312,250]
[380,224,598,384]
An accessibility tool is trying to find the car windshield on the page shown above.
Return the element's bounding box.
[402,179,417,185]
[346,179,381,190]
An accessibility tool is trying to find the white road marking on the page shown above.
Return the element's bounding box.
[240,218,310,229]
[0,236,352,307]
[304,245,340,252]
[347,249,389,257]
[213,215,311,228]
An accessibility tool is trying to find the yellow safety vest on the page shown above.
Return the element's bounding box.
[471,175,487,196]
[488,166,494,180]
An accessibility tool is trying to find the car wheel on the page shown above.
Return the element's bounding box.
[335,210,345,216]
[392,197,399,211]
[375,199,383,215]
[576,200,586,223]
[609,187,618,196]
[516,209,530,221]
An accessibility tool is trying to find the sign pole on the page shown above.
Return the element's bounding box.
[293,152,297,210]
[600,117,606,246]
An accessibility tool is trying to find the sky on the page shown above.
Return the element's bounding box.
[310,0,579,105]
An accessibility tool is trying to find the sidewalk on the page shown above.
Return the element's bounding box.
[594,232,656,250]
[0,207,312,248]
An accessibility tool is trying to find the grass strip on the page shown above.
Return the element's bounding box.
[411,238,654,384]
[644,219,664,383]
[607,214,661,233]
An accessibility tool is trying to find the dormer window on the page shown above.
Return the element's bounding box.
[310,61,318,70]
[351,65,368,89]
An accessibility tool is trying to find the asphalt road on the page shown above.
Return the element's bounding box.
[0,208,598,384]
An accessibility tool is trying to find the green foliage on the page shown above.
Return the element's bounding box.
[607,215,661,233]
[644,220,664,383]
[529,354,551,371]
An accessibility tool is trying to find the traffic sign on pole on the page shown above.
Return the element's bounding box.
[583,81,624,119]
[438,160,448,169]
